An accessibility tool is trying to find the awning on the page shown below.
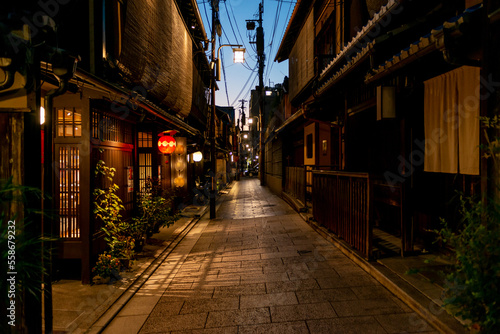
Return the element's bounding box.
[364,4,482,84]
[275,0,310,63]
[274,108,305,134]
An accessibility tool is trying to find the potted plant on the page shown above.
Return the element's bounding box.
[109,234,135,269]
[92,253,121,284]
[130,217,147,252]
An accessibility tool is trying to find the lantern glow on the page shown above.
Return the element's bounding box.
[174,176,185,187]
[193,151,203,162]
[233,48,245,63]
[158,135,176,154]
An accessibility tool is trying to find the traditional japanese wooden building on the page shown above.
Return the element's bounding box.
[1,0,212,283]
[274,0,493,259]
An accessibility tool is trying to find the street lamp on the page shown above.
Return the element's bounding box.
[233,48,245,63]
[215,44,245,81]
[210,39,245,219]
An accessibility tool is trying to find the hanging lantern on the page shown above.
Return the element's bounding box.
[174,176,185,187]
[158,130,178,154]
[175,159,185,172]
[193,151,203,162]
[174,143,186,155]
[158,135,176,154]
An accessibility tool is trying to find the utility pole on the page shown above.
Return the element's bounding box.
[239,99,246,179]
[256,1,265,186]
[239,99,246,127]
[240,99,246,115]
[210,0,218,219]
[246,1,264,185]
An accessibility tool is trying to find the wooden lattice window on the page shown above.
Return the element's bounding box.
[92,110,133,143]
[59,146,80,238]
[57,108,82,137]
[138,153,152,193]
[138,131,152,148]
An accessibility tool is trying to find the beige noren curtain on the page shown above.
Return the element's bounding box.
[423,65,480,175]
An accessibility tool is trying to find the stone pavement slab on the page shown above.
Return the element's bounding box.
[98,179,439,333]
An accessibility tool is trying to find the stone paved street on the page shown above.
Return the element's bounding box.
[102,178,438,333]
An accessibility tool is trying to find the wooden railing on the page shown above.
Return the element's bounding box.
[285,167,306,204]
[285,165,339,204]
[312,171,372,259]
[305,165,338,201]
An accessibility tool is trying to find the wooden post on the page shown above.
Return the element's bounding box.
[24,54,43,333]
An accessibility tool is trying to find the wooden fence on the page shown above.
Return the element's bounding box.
[312,170,372,259]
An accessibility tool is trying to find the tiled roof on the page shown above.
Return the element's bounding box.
[364,4,482,83]
[318,0,400,80]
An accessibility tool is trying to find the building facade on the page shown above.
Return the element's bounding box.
[275,0,493,258]
[0,0,212,284]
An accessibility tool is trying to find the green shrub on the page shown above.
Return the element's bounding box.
[435,194,500,332]
[93,160,125,232]
[93,160,134,263]
[135,177,179,237]
[0,177,52,332]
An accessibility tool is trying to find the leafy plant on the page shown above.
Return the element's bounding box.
[479,115,500,162]
[108,234,135,260]
[135,177,179,238]
[435,194,500,332]
[93,160,134,261]
[0,177,52,333]
[93,160,125,231]
[92,253,121,278]
[129,217,147,247]
[432,116,500,332]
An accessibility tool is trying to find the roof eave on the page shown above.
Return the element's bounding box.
[275,0,310,62]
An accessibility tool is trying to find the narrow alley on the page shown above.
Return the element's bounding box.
[93,179,436,334]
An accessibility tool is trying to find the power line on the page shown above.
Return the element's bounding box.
[231,63,258,106]
[227,0,254,60]
[264,0,294,85]
[223,1,240,45]
[219,37,231,106]
[264,0,282,83]
[202,0,211,33]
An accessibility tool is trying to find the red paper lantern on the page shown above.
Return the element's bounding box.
[158,135,176,154]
